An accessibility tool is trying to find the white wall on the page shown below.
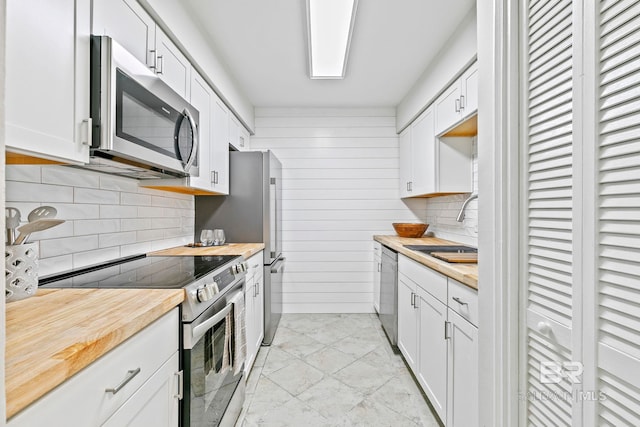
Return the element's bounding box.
[139,0,254,131]
[251,108,428,313]
[423,138,478,246]
[5,166,194,276]
[396,7,477,132]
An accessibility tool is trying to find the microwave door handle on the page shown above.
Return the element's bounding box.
[182,108,199,174]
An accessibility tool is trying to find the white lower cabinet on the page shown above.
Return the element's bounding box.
[7,309,181,427]
[397,254,478,427]
[446,308,478,427]
[244,251,264,375]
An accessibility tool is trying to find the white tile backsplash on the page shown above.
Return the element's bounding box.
[6,165,194,275]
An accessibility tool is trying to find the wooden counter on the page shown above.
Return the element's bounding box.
[149,242,265,259]
[5,288,184,419]
[374,235,478,290]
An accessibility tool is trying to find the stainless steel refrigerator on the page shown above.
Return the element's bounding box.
[195,150,284,345]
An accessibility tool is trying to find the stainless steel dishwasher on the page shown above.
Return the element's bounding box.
[379,246,398,348]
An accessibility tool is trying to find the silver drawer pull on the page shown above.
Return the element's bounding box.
[105,368,141,394]
[452,296,468,306]
[175,370,184,400]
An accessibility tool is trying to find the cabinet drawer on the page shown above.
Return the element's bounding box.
[399,254,447,304]
[448,279,478,327]
[373,242,382,257]
[8,308,179,426]
[246,251,264,280]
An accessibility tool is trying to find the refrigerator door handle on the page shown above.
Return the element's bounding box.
[271,258,286,273]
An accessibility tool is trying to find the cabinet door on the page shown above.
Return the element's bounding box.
[102,352,180,427]
[410,108,436,195]
[460,62,478,119]
[399,127,412,198]
[244,272,257,376]
[434,82,461,136]
[229,115,241,150]
[397,277,418,370]
[211,96,230,194]
[6,0,90,164]
[447,309,478,427]
[155,28,191,99]
[373,253,381,313]
[189,72,213,192]
[239,126,250,150]
[92,0,156,67]
[416,287,448,423]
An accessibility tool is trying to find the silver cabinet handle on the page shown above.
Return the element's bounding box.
[175,370,184,400]
[377,262,381,272]
[455,98,461,112]
[82,118,92,147]
[410,292,415,307]
[105,368,141,394]
[156,55,164,74]
[460,94,465,109]
[444,321,451,340]
[149,49,157,69]
[211,171,216,184]
[452,296,468,306]
[409,182,413,192]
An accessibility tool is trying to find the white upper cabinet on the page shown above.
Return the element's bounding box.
[92,0,156,67]
[155,28,191,99]
[186,71,213,192]
[92,0,191,98]
[229,115,241,150]
[435,61,478,136]
[6,0,91,164]
[399,107,472,198]
[238,126,251,151]
[211,96,230,195]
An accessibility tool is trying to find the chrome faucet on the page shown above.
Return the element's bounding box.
[456,193,478,222]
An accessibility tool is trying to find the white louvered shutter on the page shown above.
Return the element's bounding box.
[597,0,640,424]
[523,0,575,425]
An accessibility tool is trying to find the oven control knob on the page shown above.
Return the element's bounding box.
[232,262,248,274]
[196,283,218,302]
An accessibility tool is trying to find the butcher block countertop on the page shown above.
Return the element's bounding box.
[374,235,478,290]
[5,288,184,419]
[149,242,265,258]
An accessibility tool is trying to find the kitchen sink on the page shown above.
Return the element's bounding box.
[404,245,477,254]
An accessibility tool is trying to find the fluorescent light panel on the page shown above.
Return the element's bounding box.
[307,0,358,79]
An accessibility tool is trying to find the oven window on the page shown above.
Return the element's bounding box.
[186,314,242,427]
[115,70,180,158]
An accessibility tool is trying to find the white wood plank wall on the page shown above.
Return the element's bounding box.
[251,108,428,313]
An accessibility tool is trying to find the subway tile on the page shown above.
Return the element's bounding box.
[120,242,153,257]
[29,221,75,241]
[73,247,120,269]
[150,236,189,252]
[40,235,99,258]
[151,196,179,208]
[99,231,137,248]
[121,218,152,231]
[75,219,120,236]
[39,255,73,277]
[152,217,181,229]
[7,181,74,203]
[99,175,139,192]
[137,206,166,218]
[136,229,165,242]
[74,188,119,205]
[100,205,138,219]
[6,165,42,183]
[163,227,185,238]
[55,203,100,220]
[42,166,100,188]
[121,192,152,206]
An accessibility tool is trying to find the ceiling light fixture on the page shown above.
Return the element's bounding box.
[306,0,358,79]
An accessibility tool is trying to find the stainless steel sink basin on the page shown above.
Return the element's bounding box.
[404,245,477,254]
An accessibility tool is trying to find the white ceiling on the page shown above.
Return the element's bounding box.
[183,0,475,108]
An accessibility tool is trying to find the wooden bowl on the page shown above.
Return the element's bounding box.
[392,223,429,238]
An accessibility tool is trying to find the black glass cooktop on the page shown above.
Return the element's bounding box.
[39,255,239,289]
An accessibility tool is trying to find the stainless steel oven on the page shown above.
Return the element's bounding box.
[182,280,245,427]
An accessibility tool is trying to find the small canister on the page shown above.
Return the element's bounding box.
[5,243,39,303]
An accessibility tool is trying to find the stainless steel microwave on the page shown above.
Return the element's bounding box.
[87,36,199,179]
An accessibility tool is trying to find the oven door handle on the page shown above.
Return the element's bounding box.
[192,301,233,345]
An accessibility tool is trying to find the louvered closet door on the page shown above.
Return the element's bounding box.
[597,0,640,424]
[523,0,575,425]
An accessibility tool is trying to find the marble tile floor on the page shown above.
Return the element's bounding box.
[235,313,441,427]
